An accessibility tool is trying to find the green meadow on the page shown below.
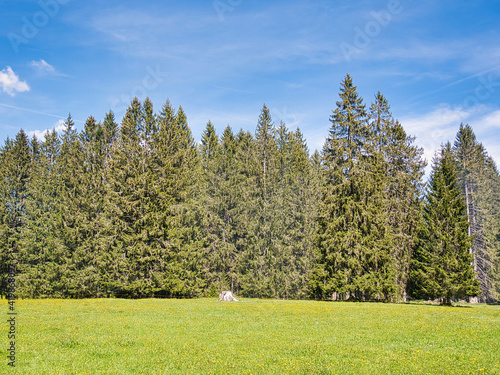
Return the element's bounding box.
[3,298,500,374]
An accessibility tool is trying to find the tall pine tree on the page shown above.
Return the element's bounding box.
[453,124,500,302]
[312,75,396,301]
[410,143,480,304]
[0,131,31,297]
[369,92,426,301]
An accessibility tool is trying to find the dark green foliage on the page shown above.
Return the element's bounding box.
[273,125,318,298]
[103,98,159,297]
[410,143,480,304]
[102,99,204,297]
[2,81,497,302]
[197,105,318,299]
[18,130,62,297]
[453,124,500,302]
[369,93,426,301]
[0,131,31,297]
[150,102,204,297]
[239,104,280,297]
[312,76,399,301]
[482,157,500,301]
[199,122,241,294]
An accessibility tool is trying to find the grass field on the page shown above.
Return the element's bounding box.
[3,298,500,374]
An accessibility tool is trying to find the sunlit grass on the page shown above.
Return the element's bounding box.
[3,298,500,374]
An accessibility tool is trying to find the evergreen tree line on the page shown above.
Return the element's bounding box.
[1,75,499,302]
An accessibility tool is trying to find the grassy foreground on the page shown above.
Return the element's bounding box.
[3,298,500,374]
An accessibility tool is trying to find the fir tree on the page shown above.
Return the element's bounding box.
[199,121,236,294]
[216,125,241,294]
[312,75,396,301]
[149,101,204,297]
[274,125,317,298]
[453,124,500,302]
[103,98,150,296]
[0,131,31,297]
[232,128,261,296]
[250,104,280,297]
[19,131,63,297]
[481,156,500,301]
[54,113,94,297]
[369,92,426,301]
[410,143,480,304]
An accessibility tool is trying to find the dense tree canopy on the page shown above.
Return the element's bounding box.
[1,75,498,303]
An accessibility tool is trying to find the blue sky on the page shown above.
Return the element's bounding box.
[1,0,500,170]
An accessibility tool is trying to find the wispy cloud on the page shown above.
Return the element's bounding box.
[401,104,500,167]
[0,102,84,129]
[403,105,475,132]
[84,3,344,67]
[465,110,500,168]
[0,67,30,96]
[0,102,66,120]
[480,110,500,129]
[29,59,56,73]
[459,45,500,75]
[29,59,69,77]
[401,105,479,165]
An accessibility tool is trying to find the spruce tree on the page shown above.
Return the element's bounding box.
[18,131,63,297]
[0,131,31,297]
[0,138,14,297]
[148,101,204,297]
[312,75,396,301]
[104,98,150,296]
[232,128,261,296]
[251,104,280,297]
[199,121,221,291]
[410,143,480,304]
[453,124,500,302]
[369,92,426,301]
[53,113,93,297]
[481,156,500,301]
[274,124,317,298]
[75,115,109,297]
[199,121,238,295]
[217,125,241,294]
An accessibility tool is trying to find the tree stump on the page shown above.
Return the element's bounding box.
[218,291,238,302]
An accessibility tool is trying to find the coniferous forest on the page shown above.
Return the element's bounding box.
[1,75,499,303]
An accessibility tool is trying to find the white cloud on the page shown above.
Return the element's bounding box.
[479,110,500,129]
[401,105,500,170]
[400,105,478,167]
[403,105,476,132]
[0,67,30,96]
[27,119,66,140]
[472,111,500,168]
[30,59,56,73]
